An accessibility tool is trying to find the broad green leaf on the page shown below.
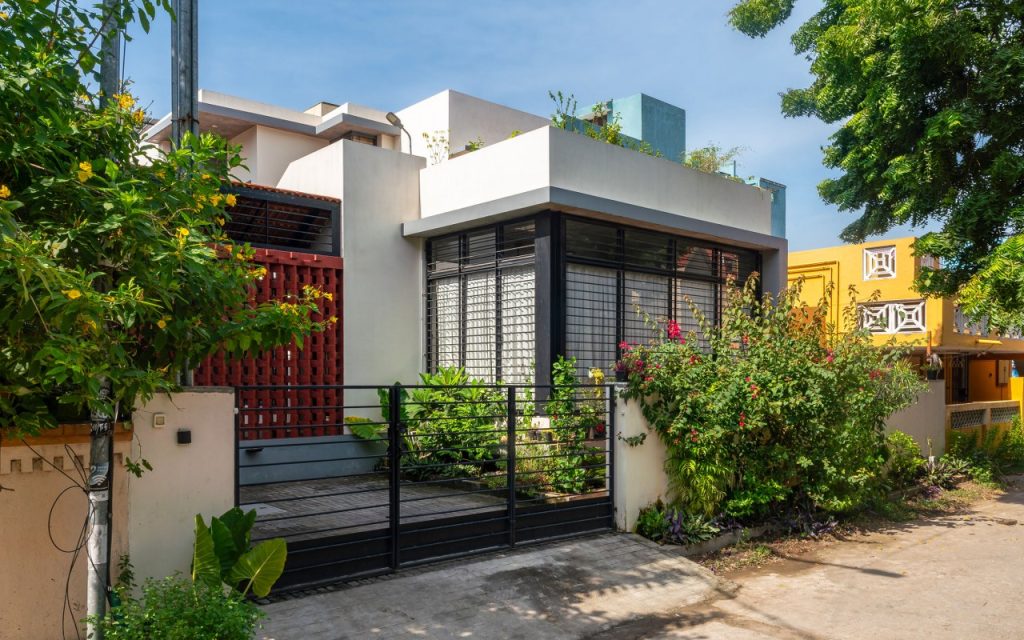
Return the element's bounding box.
[209,517,240,577]
[191,515,220,590]
[227,538,288,597]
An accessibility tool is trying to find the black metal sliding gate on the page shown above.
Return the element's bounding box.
[235,383,615,592]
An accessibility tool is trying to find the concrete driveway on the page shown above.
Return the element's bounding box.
[598,484,1024,640]
[261,485,1024,640]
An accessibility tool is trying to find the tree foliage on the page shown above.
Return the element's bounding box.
[730,0,1024,328]
[0,1,330,435]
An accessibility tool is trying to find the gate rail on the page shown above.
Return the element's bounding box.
[235,383,615,592]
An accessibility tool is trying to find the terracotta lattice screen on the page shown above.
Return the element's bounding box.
[193,248,344,440]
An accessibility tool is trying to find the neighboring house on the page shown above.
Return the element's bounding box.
[144,89,787,389]
[789,237,1024,452]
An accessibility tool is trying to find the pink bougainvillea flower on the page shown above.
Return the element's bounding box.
[667,319,682,342]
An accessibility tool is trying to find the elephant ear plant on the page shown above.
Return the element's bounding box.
[193,507,288,598]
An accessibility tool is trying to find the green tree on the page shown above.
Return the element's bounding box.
[0,0,330,435]
[682,143,744,177]
[729,0,1024,329]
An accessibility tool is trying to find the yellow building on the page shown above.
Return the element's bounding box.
[789,237,1024,413]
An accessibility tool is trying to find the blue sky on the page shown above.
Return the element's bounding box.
[123,0,928,251]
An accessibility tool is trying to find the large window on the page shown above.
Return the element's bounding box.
[425,220,536,383]
[563,217,759,376]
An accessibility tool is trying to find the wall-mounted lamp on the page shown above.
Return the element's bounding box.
[385,112,412,155]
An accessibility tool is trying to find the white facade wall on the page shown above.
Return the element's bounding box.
[418,126,774,237]
[278,141,426,387]
[419,127,552,216]
[548,127,774,235]
[229,125,330,187]
[396,90,548,159]
[128,390,235,585]
[612,390,670,532]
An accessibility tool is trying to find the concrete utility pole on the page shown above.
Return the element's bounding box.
[171,0,199,143]
[86,2,122,637]
[171,0,198,385]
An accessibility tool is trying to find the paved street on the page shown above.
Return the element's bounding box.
[261,484,1024,639]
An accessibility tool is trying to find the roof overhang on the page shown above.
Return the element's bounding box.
[403,186,786,254]
[144,92,400,144]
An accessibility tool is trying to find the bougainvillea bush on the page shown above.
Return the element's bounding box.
[619,276,923,519]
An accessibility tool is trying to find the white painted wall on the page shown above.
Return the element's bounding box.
[339,142,426,387]
[228,125,329,187]
[448,90,549,155]
[396,90,548,158]
[419,126,774,236]
[613,389,670,532]
[128,389,235,584]
[278,141,426,389]
[548,127,773,235]
[229,126,259,183]
[419,126,551,217]
[886,380,947,456]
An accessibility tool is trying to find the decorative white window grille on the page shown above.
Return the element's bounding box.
[863,246,897,280]
[860,300,926,334]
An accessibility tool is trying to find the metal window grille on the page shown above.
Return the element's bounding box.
[425,219,536,383]
[223,185,340,256]
[563,216,759,377]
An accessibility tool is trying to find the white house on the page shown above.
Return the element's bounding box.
[144,89,787,387]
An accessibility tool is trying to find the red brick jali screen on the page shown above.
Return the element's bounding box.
[193,248,344,440]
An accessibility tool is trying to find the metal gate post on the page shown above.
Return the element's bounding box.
[506,386,517,547]
[388,384,402,570]
[233,389,240,508]
[607,384,616,529]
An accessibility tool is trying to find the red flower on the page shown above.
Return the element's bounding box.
[619,341,631,351]
[742,335,749,346]
[825,350,835,364]
[667,320,683,342]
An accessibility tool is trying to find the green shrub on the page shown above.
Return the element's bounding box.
[925,455,970,489]
[635,500,669,541]
[620,277,923,518]
[664,509,720,545]
[92,577,262,640]
[379,367,506,479]
[997,417,1024,466]
[545,356,605,493]
[885,431,924,488]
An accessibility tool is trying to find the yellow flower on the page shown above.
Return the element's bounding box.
[0,12,9,21]
[63,289,82,300]
[589,367,605,384]
[156,319,167,330]
[84,319,98,333]
[323,292,334,302]
[0,184,10,199]
[252,266,268,279]
[224,194,237,207]
[176,227,190,238]
[215,216,226,226]
[132,109,145,125]
[209,194,223,206]
[328,316,339,325]
[76,161,93,182]
[114,93,135,110]
[201,173,211,181]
